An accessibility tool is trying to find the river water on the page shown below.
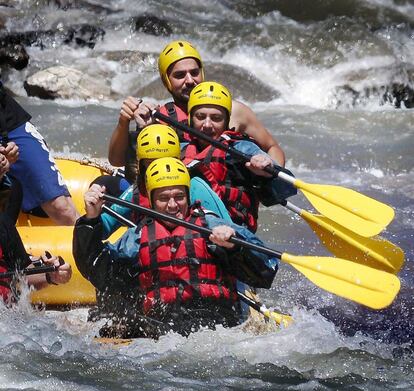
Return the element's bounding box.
[1,1,413,390]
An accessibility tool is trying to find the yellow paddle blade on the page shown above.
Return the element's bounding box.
[295,179,395,237]
[262,309,294,328]
[240,291,293,328]
[281,253,400,309]
[301,210,404,274]
[93,337,134,346]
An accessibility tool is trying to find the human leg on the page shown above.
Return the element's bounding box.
[0,212,31,270]
[7,122,79,225]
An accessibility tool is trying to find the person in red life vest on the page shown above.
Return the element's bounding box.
[108,40,285,182]
[0,147,72,304]
[88,124,253,323]
[73,157,278,339]
[182,81,297,232]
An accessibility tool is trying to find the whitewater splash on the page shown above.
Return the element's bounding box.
[1,290,410,390]
[2,0,414,109]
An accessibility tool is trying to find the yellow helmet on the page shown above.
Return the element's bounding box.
[158,40,204,92]
[188,81,232,119]
[136,124,181,161]
[145,157,190,202]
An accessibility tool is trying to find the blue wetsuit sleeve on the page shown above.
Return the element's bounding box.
[232,140,268,158]
[189,177,232,222]
[232,141,297,205]
[101,185,134,239]
[73,217,141,292]
[205,214,278,288]
[106,226,141,260]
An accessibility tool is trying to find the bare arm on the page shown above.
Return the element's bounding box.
[108,97,140,166]
[230,101,286,167]
[108,97,158,166]
[108,116,130,167]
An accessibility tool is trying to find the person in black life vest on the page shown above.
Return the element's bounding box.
[182,81,297,233]
[0,81,79,225]
[73,157,278,339]
[0,140,23,224]
[108,40,286,182]
[0,143,72,303]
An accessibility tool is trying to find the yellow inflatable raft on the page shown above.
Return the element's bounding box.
[16,158,124,306]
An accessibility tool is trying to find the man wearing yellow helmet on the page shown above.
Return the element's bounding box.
[183,81,297,233]
[74,157,278,339]
[108,40,285,175]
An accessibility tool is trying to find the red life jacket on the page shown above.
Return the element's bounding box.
[159,102,191,142]
[182,131,259,232]
[0,245,11,302]
[137,207,237,313]
[130,183,151,224]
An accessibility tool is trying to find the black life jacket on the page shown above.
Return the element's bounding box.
[0,82,31,143]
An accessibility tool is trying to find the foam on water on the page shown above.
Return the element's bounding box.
[1,293,408,385]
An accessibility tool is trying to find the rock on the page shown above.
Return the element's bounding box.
[0,43,29,70]
[50,0,116,13]
[134,61,280,102]
[384,83,414,109]
[0,14,6,30]
[0,24,105,50]
[332,64,414,109]
[24,66,111,100]
[204,63,280,102]
[135,79,170,101]
[63,25,105,49]
[133,14,172,36]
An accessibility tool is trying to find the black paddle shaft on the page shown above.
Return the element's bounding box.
[0,265,58,279]
[102,194,283,259]
[237,290,264,312]
[152,110,281,177]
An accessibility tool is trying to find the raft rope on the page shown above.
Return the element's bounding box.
[52,154,120,176]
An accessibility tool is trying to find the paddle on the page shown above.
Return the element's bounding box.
[283,201,404,274]
[102,194,401,310]
[237,291,293,327]
[0,264,58,279]
[152,110,395,237]
[102,204,133,228]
